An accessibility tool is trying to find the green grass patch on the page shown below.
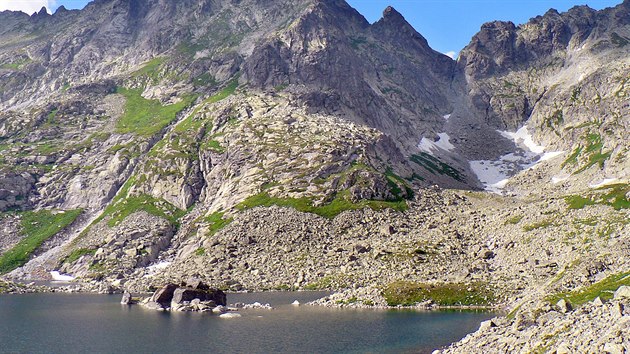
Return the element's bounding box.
[63,248,96,264]
[35,142,61,155]
[0,209,82,274]
[103,194,186,227]
[505,215,524,225]
[236,190,407,219]
[205,77,239,104]
[172,77,239,134]
[547,271,630,306]
[564,133,612,174]
[193,73,217,87]
[304,274,351,290]
[385,169,414,199]
[562,146,583,168]
[203,212,233,236]
[565,184,629,210]
[0,57,32,70]
[382,281,495,307]
[203,140,225,153]
[46,108,59,125]
[176,41,206,57]
[131,57,167,81]
[410,153,464,182]
[85,175,187,231]
[523,219,554,231]
[115,87,196,137]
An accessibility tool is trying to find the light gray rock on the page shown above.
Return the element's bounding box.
[614,286,630,300]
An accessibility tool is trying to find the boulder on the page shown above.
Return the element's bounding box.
[556,299,572,313]
[613,285,630,300]
[171,287,226,306]
[184,278,210,291]
[480,249,495,260]
[150,283,179,306]
[120,291,132,305]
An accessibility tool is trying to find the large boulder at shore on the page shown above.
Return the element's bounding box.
[144,281,227,310]
[150,284,179,306]
[172,287,226,306]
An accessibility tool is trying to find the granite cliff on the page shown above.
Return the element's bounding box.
[0,0,628,352]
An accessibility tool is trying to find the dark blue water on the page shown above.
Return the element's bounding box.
[0,292,492,353]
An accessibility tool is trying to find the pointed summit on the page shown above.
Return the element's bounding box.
[33,6,50,18]
[382,6,404,21]
[371,5,433,56]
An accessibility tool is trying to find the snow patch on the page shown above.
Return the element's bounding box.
[540,151,565,161]
[552,174,570,184]
[145,261,171,277]
[418,133,455,153]
[589,178,618,188]
[498,125,545,154]
[472,125,566,193]
[435,133,455,151]
[443,114,452,121]
[469,152,539,194]
[50,271,74,281]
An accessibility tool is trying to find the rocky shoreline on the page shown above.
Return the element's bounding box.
[3,184,629,353]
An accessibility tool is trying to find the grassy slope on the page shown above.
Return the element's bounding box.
[0,210,82,274]
[116,87,196,137]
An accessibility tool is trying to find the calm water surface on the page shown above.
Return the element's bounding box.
[0,292,492,353]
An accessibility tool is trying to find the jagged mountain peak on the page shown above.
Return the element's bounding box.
[382,5,404,19]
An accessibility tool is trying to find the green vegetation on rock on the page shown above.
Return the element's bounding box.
[565,184,629,210]
[203,212,234,236]
[0,209,82,274]
[173,77,239,134]
[304,274,351,290]
[103,194,186,227]
[131,57,167,81]
[547,271,630,306]
[237,190,407,219]
[563,133,612,173]
[505,215,524,225]
[205,77,239,104]
[523,219,554,231]
[63,248,96,264]
[85,175,187,233]
[410,153,464,182]
[0,57,32,70]
[203,140,225,153]
[382,281,495,307]
[115,87,196,137]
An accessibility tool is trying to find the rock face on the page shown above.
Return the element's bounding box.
[0,1,628,352]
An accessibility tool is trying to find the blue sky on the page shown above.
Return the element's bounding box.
[1,0,623,57]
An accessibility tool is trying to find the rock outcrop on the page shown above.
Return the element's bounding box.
[141,280,226,311]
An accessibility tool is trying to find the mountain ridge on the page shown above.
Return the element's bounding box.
[0,1,628,352]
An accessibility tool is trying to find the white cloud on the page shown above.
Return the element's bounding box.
[0,0,57,15]
[444,51,457,59]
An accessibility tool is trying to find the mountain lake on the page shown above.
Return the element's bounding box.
[0,291,493,353]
